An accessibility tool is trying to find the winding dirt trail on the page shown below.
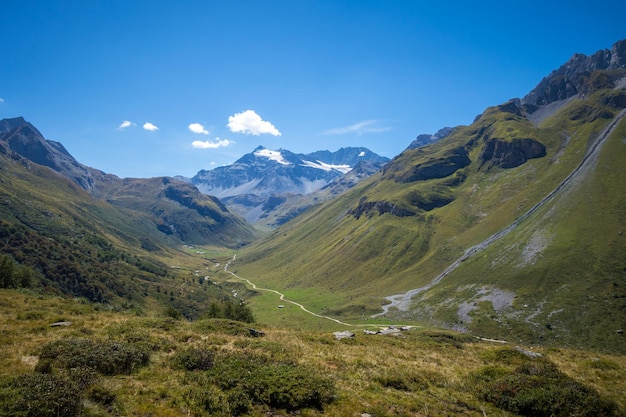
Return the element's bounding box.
[223,255,405,328]
[373,109,626,317]
[223,255,354,326]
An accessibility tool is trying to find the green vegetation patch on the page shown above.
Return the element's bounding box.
[176,351,335,416]
[37,338,150,375]
[468,355,619,416]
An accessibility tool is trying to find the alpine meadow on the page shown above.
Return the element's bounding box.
[1,35,626,416]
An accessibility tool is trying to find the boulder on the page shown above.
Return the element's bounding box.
[333,331,355,340]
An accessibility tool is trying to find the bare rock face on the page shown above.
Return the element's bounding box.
[406,127,454,150]
[480,137,546,169]
[522,39,626,108]
[349,199,416,219]
[392,146,471,183]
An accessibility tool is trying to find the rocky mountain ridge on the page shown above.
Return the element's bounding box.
[191,145,388,199]
[191,145,389,227]
[0,117,257,247]
[235,39,626,352]
[522,39,626,108]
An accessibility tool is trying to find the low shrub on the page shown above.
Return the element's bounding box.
[192,318,254,336]
[0,373,83,417]
[417,330,476,348]
[179,352,335,415]
[170,347,215,371]
[469,358,619,417]
[246,363,335,411]
[37,338,150,375]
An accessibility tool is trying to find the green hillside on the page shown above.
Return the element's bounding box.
[236,75,626,353]
[0,140,252,320]
[97,176,258,248]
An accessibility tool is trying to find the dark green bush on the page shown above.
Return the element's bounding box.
[0,373,82,417]
[38,338,150,375]
[247,363,335,411]
[469,358,619,417]
[417,330,476,348]
[170,347,215,371]
[181,352,335,415]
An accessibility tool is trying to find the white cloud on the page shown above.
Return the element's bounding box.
[191,138,233,149]
[188,123,209,135]
[0,98,4,102]
[323,120,392,136]
[227,110,281,136]
[143,122,159,131]
[118,120,135,130]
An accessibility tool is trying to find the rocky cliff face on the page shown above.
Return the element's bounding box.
[349,199,416,219]
[480,137,546,169]
[522,39,626,108]
[384,146,471,183]
[406,127,454,151]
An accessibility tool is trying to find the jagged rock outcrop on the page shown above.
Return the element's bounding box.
[522,39,626,108]
[349,199,415,219]
[480,137,546,169]
[388,146,471,183]
[406,127,454,150]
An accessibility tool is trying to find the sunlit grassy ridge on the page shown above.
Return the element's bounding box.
[1,290,624,416]
[236,86,626,352]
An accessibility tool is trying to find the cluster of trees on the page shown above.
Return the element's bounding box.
[0,254,37,289]
[0,220,169,302]
[203,299,255,323]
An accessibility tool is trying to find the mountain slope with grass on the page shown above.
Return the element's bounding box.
[236,40,626,353]
[0,117,258,247]
[0,127,257,319]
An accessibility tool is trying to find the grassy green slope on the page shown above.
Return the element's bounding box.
[236,86,626,351]
[0,147,244,318]
[412,104,626,353]
[98,176,258,247]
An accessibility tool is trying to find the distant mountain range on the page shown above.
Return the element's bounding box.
[189,146,389,228]
[0,117,258,247]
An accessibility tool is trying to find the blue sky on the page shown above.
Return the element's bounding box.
[1,1,624,178]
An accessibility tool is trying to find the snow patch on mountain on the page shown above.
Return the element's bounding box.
[301,159,352,173]
[254,148,291,165]
[196,178,263,199]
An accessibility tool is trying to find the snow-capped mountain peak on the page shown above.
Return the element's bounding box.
[190,146,389,225]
